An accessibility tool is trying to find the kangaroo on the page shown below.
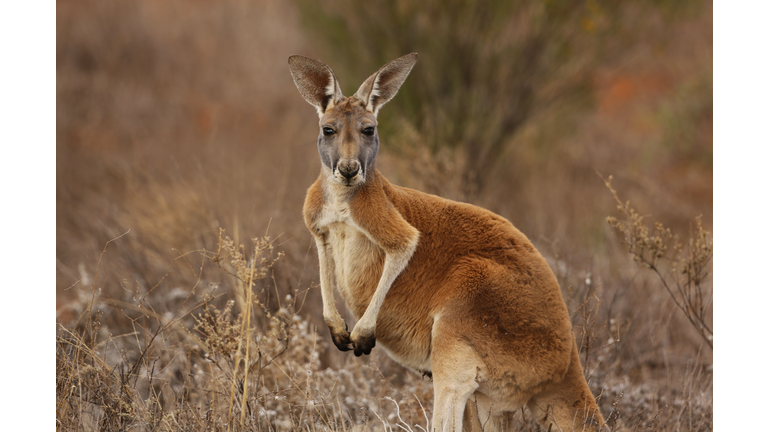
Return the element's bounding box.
[288,53,608,432]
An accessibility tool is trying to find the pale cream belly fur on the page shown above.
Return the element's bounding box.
[327,222,432,373]
[328,223,383,311]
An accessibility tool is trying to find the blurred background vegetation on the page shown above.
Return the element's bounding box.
[296,0,711,247]
[57,0,712,429]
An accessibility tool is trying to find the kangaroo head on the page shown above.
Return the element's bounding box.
[288,53,418,187]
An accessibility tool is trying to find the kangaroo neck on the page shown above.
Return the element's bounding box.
[321,165,382,205]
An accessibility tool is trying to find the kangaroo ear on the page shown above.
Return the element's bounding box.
[288,55,344,116]
[353,53,418,116]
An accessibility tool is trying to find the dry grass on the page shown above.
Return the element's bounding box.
[56,0,712,431]
[57,227,712,431]
[57,232,436,431]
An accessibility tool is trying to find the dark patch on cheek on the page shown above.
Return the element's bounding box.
[361,135,380,174]
[317,135,336,170]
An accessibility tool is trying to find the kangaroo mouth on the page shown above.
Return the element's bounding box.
[338,176,361,187]
[333,166,364,187]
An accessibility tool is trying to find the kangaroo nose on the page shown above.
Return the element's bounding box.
[338,160,360,180]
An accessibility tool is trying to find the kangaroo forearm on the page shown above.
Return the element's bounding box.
[315,238,343,328]
[354,243,417,336]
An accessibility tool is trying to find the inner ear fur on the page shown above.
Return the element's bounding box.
[354,53,418,115]
[288,55,344,115]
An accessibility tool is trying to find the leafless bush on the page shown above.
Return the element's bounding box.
[604,175,712,349]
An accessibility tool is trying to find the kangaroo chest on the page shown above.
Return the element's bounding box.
[320,204,432,372]
[311,181,433,373]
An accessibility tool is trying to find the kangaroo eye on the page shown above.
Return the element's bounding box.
[362,127,375,136]
[322,127,336,136]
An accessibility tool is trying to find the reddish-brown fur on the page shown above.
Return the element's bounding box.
[290,53,607,431]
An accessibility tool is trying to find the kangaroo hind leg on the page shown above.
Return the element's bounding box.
[431,318,482,432]
[526,340,608,432]
[463,396,513,432]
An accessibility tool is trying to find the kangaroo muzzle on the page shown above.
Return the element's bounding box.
[337,159,361,182]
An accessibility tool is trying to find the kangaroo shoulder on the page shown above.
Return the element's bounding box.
[303,176,325,234]
[349,173,420,253]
